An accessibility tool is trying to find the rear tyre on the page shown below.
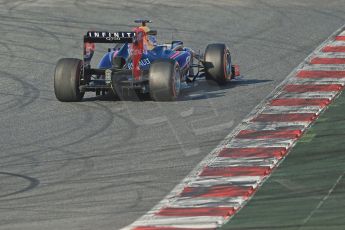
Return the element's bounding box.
[204,43,232,85]
[149,59,181,101]
[54,58,84,102]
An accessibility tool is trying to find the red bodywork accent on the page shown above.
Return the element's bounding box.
[84,42,95,54]
[232,64,240,77]
[132,27,147,80]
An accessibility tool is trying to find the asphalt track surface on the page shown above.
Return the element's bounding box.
[0,1,344,229]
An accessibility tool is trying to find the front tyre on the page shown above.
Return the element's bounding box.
[54,58,84,102]
[149,59,181,101]
[204,43,232,85]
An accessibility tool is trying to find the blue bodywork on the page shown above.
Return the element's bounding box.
[97,43,191,73]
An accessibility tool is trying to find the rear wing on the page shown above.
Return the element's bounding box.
[84,31,135,43]
[83,30,143,81]
[83,31,135,68]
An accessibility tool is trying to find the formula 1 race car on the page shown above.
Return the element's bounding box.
[54,19,240,102]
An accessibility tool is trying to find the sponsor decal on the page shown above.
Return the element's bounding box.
[185,55,191,67]
[105,69,112,84]
[87,31,135,40]
[127,58,151,69]
[186,56,191,63]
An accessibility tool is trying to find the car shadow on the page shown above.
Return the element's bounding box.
[178,77,273,101]
[82,87,155,102]
[81,77,273,102]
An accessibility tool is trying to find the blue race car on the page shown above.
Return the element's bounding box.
[54,19,240,102]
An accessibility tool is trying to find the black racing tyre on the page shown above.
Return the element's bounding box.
[54,58,84,102]
[149,59,181,101]
[204,43,232,85]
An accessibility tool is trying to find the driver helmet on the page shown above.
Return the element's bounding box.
[148,35,157,46]
[139,26,156,50]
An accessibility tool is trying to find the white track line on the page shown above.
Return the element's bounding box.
[227,138,294,149]
[313,53,345,58]
[301,65,345,71]
[325,40,345,46]
[277,91,338,99]
[166,197,245,208]
[260,106,322,115]
[306,64,345,68]
[131,217,223,229]
[289,77,345,85]
[209,157,278,168]
[186,176,262,187]
[131,216,224,228]
[339,31,345,36]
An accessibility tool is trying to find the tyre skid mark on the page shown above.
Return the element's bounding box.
[0,100,135,203]
[0,71,40,113]
[0,172,40,198]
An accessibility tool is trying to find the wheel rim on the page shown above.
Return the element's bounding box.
[224,50,231,79]
[77,61,84,99]
[173,64,181,97]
